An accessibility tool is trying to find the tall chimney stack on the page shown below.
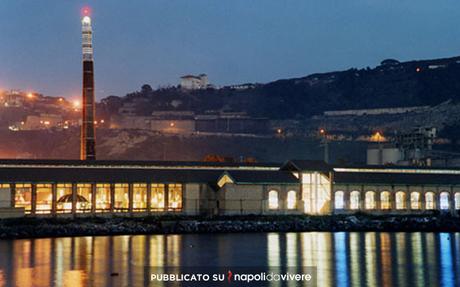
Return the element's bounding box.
[80,7,96,160]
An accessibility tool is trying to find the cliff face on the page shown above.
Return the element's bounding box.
[0,129,367,164]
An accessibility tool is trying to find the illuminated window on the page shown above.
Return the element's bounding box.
[287,190,297,210]
[168,184,183,210]
[365,191,376,210]
[455,193,460,210]
[301,172,331,215]
[95,184,111,212]
[36,184,52,214]
[410,192,421,210]
[133,183,147,211]
[76,184,92,212]
[0,184,10,189]
[56,183,72,213]
[151,184,165,210]
[395,191,406,210]
[268,190,279,210]
[440,192,450,210]
[114,184,129,211]
[15,184,32,213]
[425,192,435,210]
[350,191,360,210]
[380,191,391,210]
[334,191,344,209]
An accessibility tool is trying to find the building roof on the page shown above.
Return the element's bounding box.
[0,167,223,184]
[221,170,298,184]
[180,75,201,79]
[280,160,332,173]
[282,159,460,173]
[333,171,460,185]
[0,159,280,171]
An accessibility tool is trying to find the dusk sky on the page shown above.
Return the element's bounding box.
[1,0,460,99]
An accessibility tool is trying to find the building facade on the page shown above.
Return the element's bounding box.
[180,74,209,90]
[0,159,459,218]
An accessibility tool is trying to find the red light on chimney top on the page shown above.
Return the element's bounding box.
[82,6,91,16]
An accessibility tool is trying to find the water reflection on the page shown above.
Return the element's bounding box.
[0,232,458,286]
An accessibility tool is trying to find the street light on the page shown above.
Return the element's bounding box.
[371,131,386,165]
[73,100,80,108]
[319,128,329,163]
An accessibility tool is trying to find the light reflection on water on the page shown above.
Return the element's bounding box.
[0,232,458,287]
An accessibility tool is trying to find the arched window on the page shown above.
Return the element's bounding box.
[268,190,279,210]
[380,191,391,210]
[440,192,450,210]
[335,191,344,209]
[350,191,360,210]
[455,193,460,210]
[410,192,421,210]
[395,191,406,210]
[425,192,435,210]
[365,191,376,209]
[287,190,297,210]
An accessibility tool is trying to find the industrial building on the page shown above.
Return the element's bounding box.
[0,159,459,218]
[2,9,459,219]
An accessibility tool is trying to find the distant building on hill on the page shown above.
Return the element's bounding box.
[180,74,209,90]
[323,106,429,117]
[380,59,400,66]
[1,90,24,108]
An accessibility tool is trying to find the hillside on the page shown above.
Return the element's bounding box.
[0,129,368,164]
[101,56,460,120]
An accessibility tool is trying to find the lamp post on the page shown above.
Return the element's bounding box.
[320,128,329,163]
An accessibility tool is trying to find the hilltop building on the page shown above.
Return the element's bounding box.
[180,74,209,90]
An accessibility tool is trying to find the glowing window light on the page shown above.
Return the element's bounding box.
[151,183,165,209]
[36,183,52,214]
[114,183,129,211]
[425,192,435,210]
[395,191,406,210]
[168,184,182,209]
[14,184,32,212]
[455,193,460,210]
[380,191,391,210]
[410,192,421,210]
[95,184,111,211]
[76,183,92,212]
[287,190,297,209]
[350,191,360,210]
[133,183,147,210]
[365,191,376,209]
[440,192,450,210]
[56,183,72,213]
[268,190,279,210]
[334,191,344,209]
